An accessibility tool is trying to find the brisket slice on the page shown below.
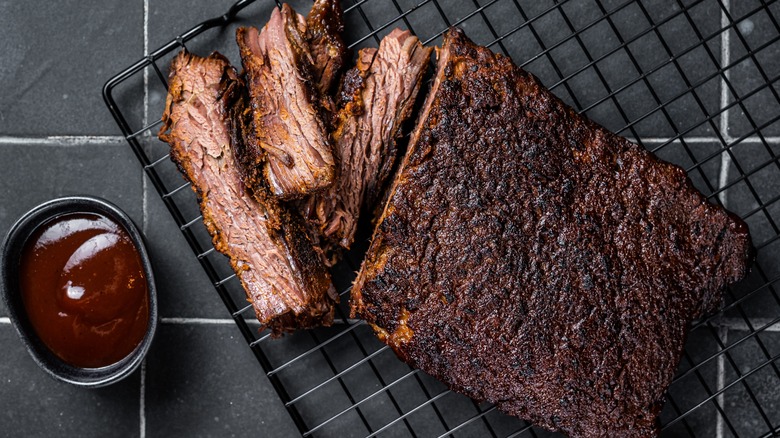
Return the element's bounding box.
[352,29,753,437]
[305,0,348,106]
[237,4,335,200]
[300,29,431,251]
[159,50,337,335]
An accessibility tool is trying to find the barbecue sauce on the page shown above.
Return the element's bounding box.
[19,213,149,368]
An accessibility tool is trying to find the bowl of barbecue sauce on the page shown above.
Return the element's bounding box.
[1,196,157,387]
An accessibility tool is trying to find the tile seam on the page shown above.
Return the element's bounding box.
[718,0,733,208]
[143,0,150,235]
[143,0,149,132]
[636,136,780,144]
[714,4,731,432]
[715,6,731,432]
[0,136,126,145]
[714,317,780,332]
[140,2,149,437]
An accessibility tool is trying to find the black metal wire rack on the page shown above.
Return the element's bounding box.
[104,0,780,436]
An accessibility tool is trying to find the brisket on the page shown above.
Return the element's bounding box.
[305,0,348,101]
[159,50,337,335]
[300,29,432,251]
[237,4,335,200]
[352,29,753,437]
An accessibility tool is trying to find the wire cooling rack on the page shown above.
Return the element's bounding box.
[104,0,780,436]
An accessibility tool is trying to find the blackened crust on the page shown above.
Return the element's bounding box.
[305,0,348,98]
[352,29,753,437]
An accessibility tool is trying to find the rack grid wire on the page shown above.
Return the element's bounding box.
[103,0,780,436]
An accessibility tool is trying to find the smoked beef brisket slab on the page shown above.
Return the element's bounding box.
[300,29,432,252]
[237,4,336,200]
[352,29,753,437]
[159,50,337,335]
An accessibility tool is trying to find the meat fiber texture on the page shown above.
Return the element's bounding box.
[305,0,348,117]
[237,4,335,200]
[299,29,432,253]
[352,29,753,437]
[159,50,337,335]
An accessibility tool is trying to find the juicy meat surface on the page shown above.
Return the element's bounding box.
[159,50,337,335]
[352,29,753,437]
[237,4,335,199]
[300,29,432,251]
[305,0,348,100]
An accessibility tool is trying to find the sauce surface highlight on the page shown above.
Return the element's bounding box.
[20,212,149,368]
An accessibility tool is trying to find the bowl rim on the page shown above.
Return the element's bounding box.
[1,195,158,387]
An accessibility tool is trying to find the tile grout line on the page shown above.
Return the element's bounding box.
[632,136,780,144]
[716,327,728,438]
[140,2,149,438]
[715,317,780,332]
[143,0,149,133]
[0,136,126,145]
[715,5,731,437]
[142,0,150,236]
[718,0,733,208]
[638,137,717,144]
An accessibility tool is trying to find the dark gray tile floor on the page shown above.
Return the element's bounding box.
[145,324,297,437]
[0,0,143,135]
[0,326,141,438]
[2,0,779,437]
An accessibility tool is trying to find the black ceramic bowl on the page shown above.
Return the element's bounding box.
[1,196,157,387]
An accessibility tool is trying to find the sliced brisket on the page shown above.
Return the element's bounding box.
[159,50,337,335]
[300,29,431,251]
[305,0,348,100]
[237,4,335,200]
[352,29,753,437]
